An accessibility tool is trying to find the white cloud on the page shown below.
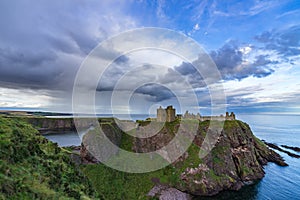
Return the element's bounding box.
[193,23,200,31]
[222,57,300,106]
[239,45,252,55]
[0,87,52,108]
[212,0,284,17]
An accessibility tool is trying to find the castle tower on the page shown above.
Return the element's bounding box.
[166,105,175,122]
[157,106,166,122]
[230,112,236,120]
[226,112,229,118]
[157,105,176,122]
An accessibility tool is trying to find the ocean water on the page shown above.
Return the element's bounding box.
[44,131,82,147]
[44,114,300,199]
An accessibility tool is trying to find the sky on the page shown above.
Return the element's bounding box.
[0,0,299,115]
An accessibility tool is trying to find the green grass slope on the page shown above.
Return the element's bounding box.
[0,117,98,199]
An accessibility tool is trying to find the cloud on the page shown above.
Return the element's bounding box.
[0,87,52,108]
[209,40,275,80]
[96,63,183,103]
[0,0,137,92]
[174,62,196,75]
[135,83,175,102]
[0,0,298,114]
[212,0,283,17]
[0,47,62,89]
[220,64,300,114]
[0,0,140,112]
[193,23,200,31]
[210,41,243,71]
[156,0,167,20]
[172,40,275,83]
[254,25,300,56]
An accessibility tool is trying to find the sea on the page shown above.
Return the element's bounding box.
[44,114,300,200]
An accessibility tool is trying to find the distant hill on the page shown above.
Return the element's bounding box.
[0,110,72,117]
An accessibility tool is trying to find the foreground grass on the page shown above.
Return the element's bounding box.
[81,143,203,200]
[0,116,98,199]
[82,164,161,200]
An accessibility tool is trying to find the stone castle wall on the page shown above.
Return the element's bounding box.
[156,106,236,122]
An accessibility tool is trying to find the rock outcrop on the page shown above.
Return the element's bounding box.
[175,120,287,196]
[148,184,192,200]
[281,145,300,152]
[80,121,123,164]
[263,141,300,158]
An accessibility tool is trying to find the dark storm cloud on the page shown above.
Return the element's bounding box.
[0,48,56,68]
[0,1,90,91]
[0,47,62,89]
[254,25,300,56]
[45,35,80,55]
[135,83,175,102]
[97,82,176,102]
[0,0,134,93]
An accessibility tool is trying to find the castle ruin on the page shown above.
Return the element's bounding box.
[183,110,236,121]
[156,105,236,122]
[157,105,176,122]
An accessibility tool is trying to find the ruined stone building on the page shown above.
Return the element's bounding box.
[183,111,201,120]
[225,112,236,120]
[157,105,236,122]
[183,110,236,121]
[157,105,176,122]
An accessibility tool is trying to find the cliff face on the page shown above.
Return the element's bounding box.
[176,120,286,196]
[27,117,75,131]
[22,117,94,132]
[80,122,123,164]
[81,119,286,198]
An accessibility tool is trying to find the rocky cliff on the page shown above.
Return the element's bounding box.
[80,122,123,164]
[27,117,75,131]
[81,119,287,198]
[18,117,96,133]
[176,120,286,196]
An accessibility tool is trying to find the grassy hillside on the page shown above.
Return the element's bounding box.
[81,144,201,200]
[0,116,98,199]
